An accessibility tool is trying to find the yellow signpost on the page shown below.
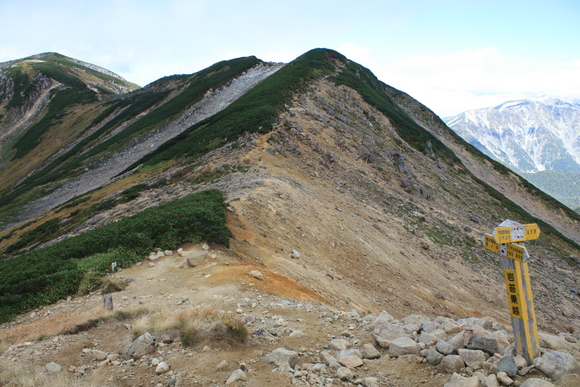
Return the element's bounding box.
[482,234,527,262]
[483,220,540,364]
[493,223,540,244]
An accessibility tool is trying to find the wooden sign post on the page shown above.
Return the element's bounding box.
[482,219,540,364]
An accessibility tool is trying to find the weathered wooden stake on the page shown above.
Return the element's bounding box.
[103,294,114,311]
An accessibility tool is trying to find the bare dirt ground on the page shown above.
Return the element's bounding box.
[0,245,452,386]
[1,244,578,386]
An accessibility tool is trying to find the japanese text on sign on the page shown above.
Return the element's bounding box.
[505,243,526,262]
[493,224,540,244]
[504,270,524,319]
[482,234,500,253]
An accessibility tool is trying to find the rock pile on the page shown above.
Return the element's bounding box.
[2,293,579,386]
[250,308,579,386]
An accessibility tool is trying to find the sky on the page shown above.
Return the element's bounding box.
[1,0,579,117]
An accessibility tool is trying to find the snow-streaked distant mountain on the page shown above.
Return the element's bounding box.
[444,97,580,173]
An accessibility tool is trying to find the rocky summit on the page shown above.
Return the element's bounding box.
[0,49,579,386]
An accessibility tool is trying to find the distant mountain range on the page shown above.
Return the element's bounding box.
[444,97,580,211]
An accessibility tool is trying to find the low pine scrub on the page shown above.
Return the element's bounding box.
[0,189,230,323]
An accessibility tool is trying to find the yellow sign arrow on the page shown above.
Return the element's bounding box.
[493,224,540,244]
[482,234,528,262]
[482,234,500,253]
[503,243,527,262]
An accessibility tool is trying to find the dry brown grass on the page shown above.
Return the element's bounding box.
[0,310,110,352]
[131,306,248,346]
[0,359,109,387]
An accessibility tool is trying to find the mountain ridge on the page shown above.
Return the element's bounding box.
[0,49,579,367]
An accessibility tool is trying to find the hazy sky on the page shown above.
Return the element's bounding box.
[1,0,579,116]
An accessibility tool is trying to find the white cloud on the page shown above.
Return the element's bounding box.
[372,48,580,117]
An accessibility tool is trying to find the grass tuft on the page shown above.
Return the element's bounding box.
[100,278,128,294]
[131,307,248,346]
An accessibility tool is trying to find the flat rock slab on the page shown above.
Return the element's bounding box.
[338,355,363,368]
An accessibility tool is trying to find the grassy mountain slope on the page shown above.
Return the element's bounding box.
[0,54,270,228]
[0,48,578,338]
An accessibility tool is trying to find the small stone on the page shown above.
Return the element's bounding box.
[291,249,301,258]
[402,314,430,325]
[481,374,499,387]
[518,365,534,376]
[123,332,156,360]
[226,369,247,384]
[361,343,381,359]
[186,251,208,267]
[289,330,306,338]
[336,366,354,380]
[388,336,419,357]
[425,348,444,366]
[249,270,264,280]
[264,348,298,368]
[514,354,528,369]
[91,349,108,361]
[418,332,438,346]
[164,250,172,256]
[320,351,340,369]
[356,377,380,387]
[467,335,499,355]
[533,350,580,380]
[327,338,350,350]
[436,339,456,355]
[276,362,294,372]
[45,362,62,373]
[440,355,465,374]
[458,348,486,368]
[497,355,518,378]
[215,360,229,371]
[442,320,463,334]
[155,362,170,374]
[496,371,514,385]
[338,355,363,368]
[371,323,408,348]
[520,378,556,387]
[422,321,441,333]
[368,311,395,330]
[444,372,480,387]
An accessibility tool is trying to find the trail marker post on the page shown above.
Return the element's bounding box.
[482,219,540,364]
